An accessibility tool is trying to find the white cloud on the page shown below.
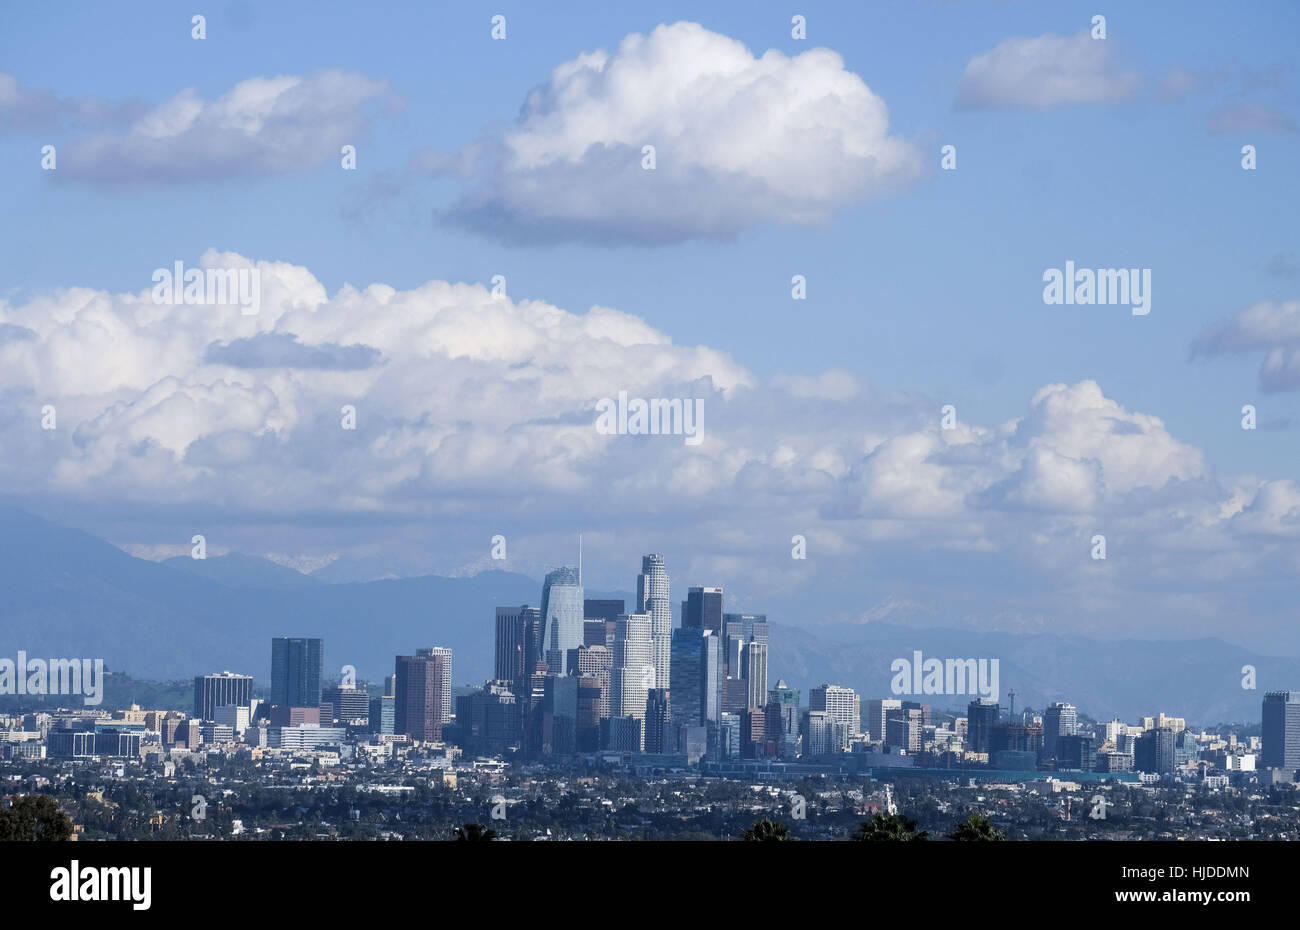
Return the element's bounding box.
[440,21,922,244]
[2,251,1295,642]
[956,32,1138,110]
[54,71,394,182]
[1193,300,1300,392]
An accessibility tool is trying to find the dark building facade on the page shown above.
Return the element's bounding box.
[271,637,323,709]
[1262,691,1300,772]
[394,651,448,742]
[193,672,253,722]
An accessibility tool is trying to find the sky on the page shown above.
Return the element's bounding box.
[1,1,1298,651]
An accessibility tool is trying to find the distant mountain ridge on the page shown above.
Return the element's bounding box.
[0,508,1293,723]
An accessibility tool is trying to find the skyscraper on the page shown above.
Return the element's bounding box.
[1043,701,1078,762]
[1262,691,1300,771]
[394,650,449,742]
[644,689,670,754]
[670,627,721,729]
[682,586,723,634]
[541,567,584,676]
[495,605,537,689]
[866,699,903,742]
[423,647,453,725]
[967,699,1000,754]
[271,637,323,709]
[611,612,654,750]
[809,684,859,738]
[637,554,672,690]
[193,672,253,722]
[742,641,768,710]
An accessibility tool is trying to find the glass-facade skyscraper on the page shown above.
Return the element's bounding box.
[270,637,323,709]
[683,586,723,634]
[541,567,584,676]
[1262,690,1300,771]
[670,627,721,728]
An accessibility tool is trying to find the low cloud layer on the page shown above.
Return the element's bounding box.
[1,251,1297,642]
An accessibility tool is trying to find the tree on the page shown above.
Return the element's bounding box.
[947,812,1005,841]
[742,818,790,841]
[454,823,498,842]
[0,795,74,841]
[853,813,928,841]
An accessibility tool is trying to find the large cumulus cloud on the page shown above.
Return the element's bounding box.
[439,21,923,245]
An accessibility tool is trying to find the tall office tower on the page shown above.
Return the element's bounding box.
[583,620,610,647]
[1262,691,1300,771]
[637,554,672,690]
[866,699,903,742]
[967,699,1001,753]
[193,672,253,721]
[323,685,369,725]
[742,641,769,709]
[612,613,654,750]
[568,645,613,719]
[495,605,537,689]
[766,681,801,757]
[1043,701,1078,761]
[809,684,860,738]
[369,694,395,734]
[644,689,670,754]
[1134,727,1177,774]
[682,586,723,634]
[422,647,454,725]
[541,675,578,755]
[271,637,323,708]
[575,675,606,752]
[394,650,448,742]
[670,627,721,729]
[901,701,932,727]
[541,567,584,676]
[522,606,547,686]
[584,599,625,622]
[723,613,769,677]
[741,707,766,758]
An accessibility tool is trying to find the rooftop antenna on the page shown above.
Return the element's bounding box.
[578,533,582,586]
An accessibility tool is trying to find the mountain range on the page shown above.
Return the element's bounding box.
[0,507,1293,724]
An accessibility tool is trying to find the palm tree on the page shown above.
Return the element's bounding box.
[947,813,1005,841]
[742,818,791,841]
[454,822,498,842]
[852,813,928,841]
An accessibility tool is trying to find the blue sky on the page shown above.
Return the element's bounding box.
[1,1,1298,650]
